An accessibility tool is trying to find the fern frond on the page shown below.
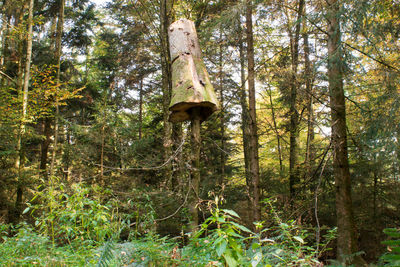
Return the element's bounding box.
[96,240,115,267]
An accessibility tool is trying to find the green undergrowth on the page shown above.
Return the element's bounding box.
[0,187,337,267]
[5,182,396,266]
[379,228,400,266]
[0,224,95,266]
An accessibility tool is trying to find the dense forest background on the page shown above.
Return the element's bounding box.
[0,0,399,265]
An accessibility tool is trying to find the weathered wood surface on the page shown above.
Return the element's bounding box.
[168,19,219,123]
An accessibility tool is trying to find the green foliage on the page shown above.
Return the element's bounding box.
[98,197,335,267]
[124,189,156,238]
[0,223,93,266]
[30,65,83,119]
[0,196,339,266]
[380,228,400,266]
[25,180,123,245]
[96,240,117,267]
[119,234,180,266]
[189,200,251,267]
[181,198,335,267]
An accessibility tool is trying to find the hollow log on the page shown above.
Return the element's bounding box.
[168,19,218,123]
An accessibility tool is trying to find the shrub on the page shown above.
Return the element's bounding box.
[25,180,123,246]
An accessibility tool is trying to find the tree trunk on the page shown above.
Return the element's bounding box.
[0,0,9,70]
[15,0,34,218]
[288,0,304,203]
[303,13,315,190]
[50,0,65,178]
[39,16,58,179]
[13,5,25,222]
[238,21,251,207]
[218,29,225,186]
[239,22,253,225]
[246,0,261,223]
[373,168,378,227]
[326,0,363,264]
[160,0,173,187]
[138,77,143,140]
[100,124,105,185]
[15,5,24,100]
[171,123,183,192]
[63,127,71,181]
[189,108,201,231]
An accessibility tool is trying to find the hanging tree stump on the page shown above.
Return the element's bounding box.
[168,19,219,123]
[168,19,218,231]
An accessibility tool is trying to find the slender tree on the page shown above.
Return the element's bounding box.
[288,0,304,202]
[49,0,65,178]
[238,22,251,176]
[138,78,143,140]
[160,0,174,186]
[246,0,261,223]
[303,13,315,184]
[218,29,225,186]
[15,0,34,217]
[40,9,60,179]
[326,0,364,264]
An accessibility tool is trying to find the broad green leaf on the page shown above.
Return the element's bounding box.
[223,250,237,267]
[229,232,244,238]
[222,209,240,218]
[214,235,224,245]
[293,236,304,244]
[216,240,227,257]
[22,207,30,214]
[229,222,252,233]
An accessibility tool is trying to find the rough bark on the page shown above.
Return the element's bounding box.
[246,0,261,223]
[160,0,173,186]
[168,19,218,123]
[288,0,304,203]
[189,108,201,231]
[238,23,252,225]
[238,22,251,196]
[326,0,363,264]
